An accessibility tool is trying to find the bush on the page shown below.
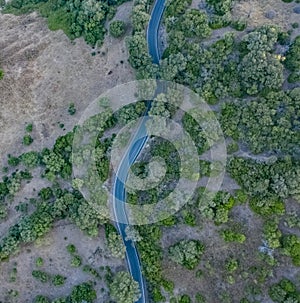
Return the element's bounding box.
[52,274,66,286]
[109,20,126,38]
[21,151,40,168]
[220,229,246,243]
[23,135,33,146]
[0,69,4,80]
[70,282,97,303]
[25,123,33,132]
[34,295,50,303]
[168,239,205,270]
[8,155,20,166]
[71,255,82,267]
[68,103,76,115]
[35,257,44,267]
[66,244,76,254]
[32,270,50,283]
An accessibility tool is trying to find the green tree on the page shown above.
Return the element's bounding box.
[109,271,141,303]
[178,9,211,39]
[21,151,40,168]
[34,295,50,303]
[32,270,50,283]
[52,274,66,286]
[70,282,97,303]
[23,134,33,146]
[109,20,126,38]
[105,224,125,259]
[168,239,205,269]
[239,51,284,95]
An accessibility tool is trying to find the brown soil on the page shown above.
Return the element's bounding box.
[0,2,134,166]
[0,2,133,301]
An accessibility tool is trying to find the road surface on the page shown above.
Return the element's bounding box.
[112,0,166,302]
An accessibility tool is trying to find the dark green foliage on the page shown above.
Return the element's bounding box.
[127,33,152,69]
[35,257,44,267]
[277,31,290,45]
[195,293,206,303]
[227,141,239,154]
[225,258,239,273]
[198,189,235,225]
[15,202,29,214]
[0,69,4,80]
[136,225,163,291]
[227,157,300,201]
[34,295,50,303]
[70,281,97,303]
[32,270,50,283]
[220,89,300,155]
[220,229,246,243]
[66,244,76,254]
[269,278,300,302]
[206,0,233,16]
[178,294,191,303]
[182,113,208,154]
[21,151,40,168]
[0,182,9,202]
[281,234,300,266]
[23,134,33,146]
[263,219,282,249]
[109,20,125,37]
[250,195,285,217]
[230,19,247,31]
[8,155,20,166]
[285,36,300,82]
[165,0,192,18]
[168,239,205,270]
[177,9,211,39]
[52,274,66,286]
[82,265,101,279]
[38,187,54,201]
[109,271,141,303]
[105,223,125,259]
[68,103,76,115]
[25,123,33,132]
[0,203,7,220]
[71,255,82,267]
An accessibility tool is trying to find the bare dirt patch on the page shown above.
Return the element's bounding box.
[233,0,300,36]
[0,2,134,166]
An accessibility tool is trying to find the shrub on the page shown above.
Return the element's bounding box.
[52,274,66,286]
[168,239,205,270]
[35,257,44,267]
[71,255,82,267]
[68,103,76,115]
[109,20,126,38]
[23,135,33,146]
[32,270,50,283]
[25,123,33,132]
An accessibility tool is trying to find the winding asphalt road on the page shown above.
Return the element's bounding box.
[112,0,166,302]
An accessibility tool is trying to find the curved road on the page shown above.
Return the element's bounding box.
[112,1,166,302]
